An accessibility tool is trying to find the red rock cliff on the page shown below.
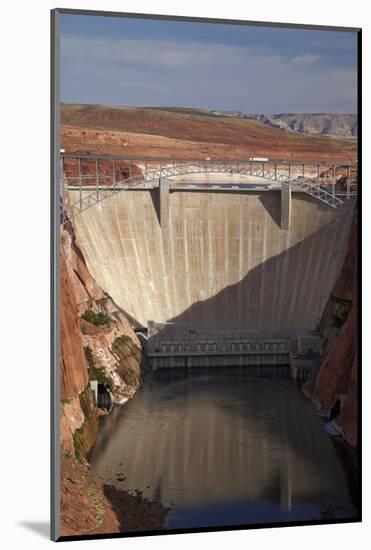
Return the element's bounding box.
[305,220,358,448]
[59,221,151,536]
[60,253,88,400]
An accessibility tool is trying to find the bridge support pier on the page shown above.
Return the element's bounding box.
[159,177,169,229]
[281,182,291,230]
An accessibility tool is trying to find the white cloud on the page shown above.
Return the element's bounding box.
[289,53,321,65]
[118,80,167,93]
[61,35,284,69]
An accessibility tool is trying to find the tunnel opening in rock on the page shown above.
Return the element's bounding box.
[97,383,112,410]
[329,398,342,421]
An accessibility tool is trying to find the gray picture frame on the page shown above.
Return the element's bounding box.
[51,8,362,542]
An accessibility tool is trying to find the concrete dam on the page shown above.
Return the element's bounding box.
[68,184,354,339]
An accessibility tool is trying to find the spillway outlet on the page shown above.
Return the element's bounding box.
[145,322,322,376]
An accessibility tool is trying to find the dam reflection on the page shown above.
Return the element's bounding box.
[89,369,356,529]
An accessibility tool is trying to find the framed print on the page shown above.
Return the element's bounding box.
[51,8,361,541]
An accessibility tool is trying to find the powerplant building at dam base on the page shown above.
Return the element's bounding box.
[66,162,356,378]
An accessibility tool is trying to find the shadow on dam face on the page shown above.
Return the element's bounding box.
[69,189,355,332]
[168,221,346,331]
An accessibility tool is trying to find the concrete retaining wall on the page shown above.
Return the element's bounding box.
[150,354,291,370]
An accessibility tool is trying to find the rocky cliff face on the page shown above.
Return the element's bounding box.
[247,114,357,138]
[60,225,148,407]
[60,220,152,536]
[304,219,358,448]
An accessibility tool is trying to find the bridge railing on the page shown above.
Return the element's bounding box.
[289,180,344,208]
[61,154,358,213]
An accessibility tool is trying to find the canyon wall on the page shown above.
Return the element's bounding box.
[60,225,151,536]
[246,114,357,138]
[69,189,355,332]
[304,220,358,448]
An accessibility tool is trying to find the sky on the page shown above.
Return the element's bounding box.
[60,14,358,114]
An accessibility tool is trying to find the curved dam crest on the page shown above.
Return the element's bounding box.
[69,188,354,331]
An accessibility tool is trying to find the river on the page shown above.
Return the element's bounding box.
[89,368,357,530]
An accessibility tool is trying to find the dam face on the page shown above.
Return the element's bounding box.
[69,189,354,331]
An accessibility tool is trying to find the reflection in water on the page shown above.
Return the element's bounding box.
[89,369,356,529]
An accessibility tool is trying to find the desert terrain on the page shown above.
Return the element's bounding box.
[61,104,357,162]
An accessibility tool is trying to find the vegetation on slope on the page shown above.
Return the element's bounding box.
[81,308,112,326]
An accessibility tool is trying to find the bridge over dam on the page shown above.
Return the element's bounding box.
[63,154,357,371]
[63,154,357,221]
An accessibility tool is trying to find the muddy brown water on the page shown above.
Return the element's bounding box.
[89,369,357,530]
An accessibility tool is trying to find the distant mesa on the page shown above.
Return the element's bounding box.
[210,111,357,138]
